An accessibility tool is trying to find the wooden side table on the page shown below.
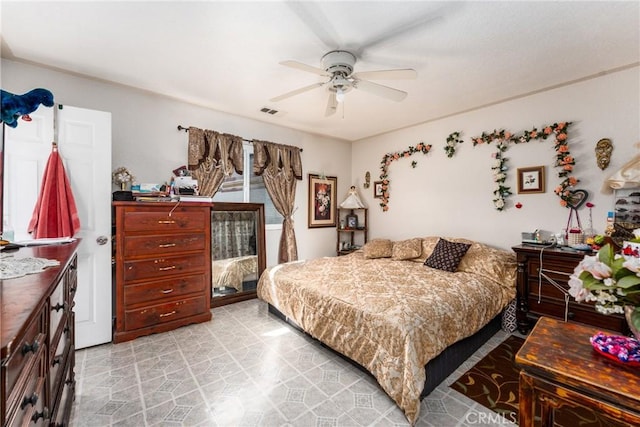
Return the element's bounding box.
[515,317,640,427]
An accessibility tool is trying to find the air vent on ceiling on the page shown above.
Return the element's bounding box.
[259,107,286,117]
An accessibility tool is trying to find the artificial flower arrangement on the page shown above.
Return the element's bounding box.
[471,122,577,211]
[568,238,640,338]
[112,166,135,190]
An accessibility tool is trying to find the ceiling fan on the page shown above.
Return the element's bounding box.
[270,50,417,117]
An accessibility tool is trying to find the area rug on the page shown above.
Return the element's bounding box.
[451,335,608,426]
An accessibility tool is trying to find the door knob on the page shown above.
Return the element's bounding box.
[96,235,109,245]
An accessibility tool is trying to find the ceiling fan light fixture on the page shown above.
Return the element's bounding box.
[336,87,345,103]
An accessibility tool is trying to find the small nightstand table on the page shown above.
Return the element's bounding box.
[515,317,640,427]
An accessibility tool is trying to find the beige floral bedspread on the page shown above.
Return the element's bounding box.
[257,237,516,424]
[212,255,257,291]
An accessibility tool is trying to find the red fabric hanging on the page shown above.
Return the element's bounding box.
[27,144,81,238]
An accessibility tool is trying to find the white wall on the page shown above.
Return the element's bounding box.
[4,60,638,258]
[1,59,352,264]
[352,67,640,251]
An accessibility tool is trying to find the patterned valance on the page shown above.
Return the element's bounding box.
[253,139,303,181]
[187,127,244,196]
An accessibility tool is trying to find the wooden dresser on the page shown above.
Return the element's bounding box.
[1,241,79,427]
[512,245,627,334]
[113,202,212,343]
[516,316,640,427]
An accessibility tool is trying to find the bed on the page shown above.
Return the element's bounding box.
[211,254,258,292]
[257,236,517,425]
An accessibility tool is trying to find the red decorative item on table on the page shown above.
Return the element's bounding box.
[590,332,640,366]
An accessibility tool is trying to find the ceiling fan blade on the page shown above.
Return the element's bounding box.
[353,69,417,80]
[358,8,445,53]
[270,82,325,102]
[285,1,341,50]
[354,80,408,102]
[325,91,337,117]
[280,60,329,76]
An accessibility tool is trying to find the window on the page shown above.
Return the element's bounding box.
[213,143,282,226]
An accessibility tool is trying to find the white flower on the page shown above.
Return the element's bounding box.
[603,278,615,287]
[494,198,505,209]
[575,255,612,280]
[623,256,640,274]
[568,275,589,302]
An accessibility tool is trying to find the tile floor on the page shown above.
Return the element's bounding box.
[70,299,518,427]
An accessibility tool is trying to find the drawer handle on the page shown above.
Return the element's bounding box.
[159,266,176,271]
[21,341,39,355]
[159,310,176,318]
[21,392,39,409]
[52,302,66,312]
[52,355,63,367]
[31,407,49,423]
[567,312,575,319]
[158,220,176,224]
[159,243,177,248]
[161,288,174,294]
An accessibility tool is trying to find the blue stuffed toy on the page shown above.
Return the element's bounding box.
[1,88,54,128]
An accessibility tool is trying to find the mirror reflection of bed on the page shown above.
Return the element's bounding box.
[210,203,266,307]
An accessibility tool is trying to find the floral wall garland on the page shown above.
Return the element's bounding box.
[471,122,575,211]
[378,142,432,211]
[376,123,577,212]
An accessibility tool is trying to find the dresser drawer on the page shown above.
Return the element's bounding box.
[123,254,206,281]
[527,257,576,279]
[8,375,46,427]
[51,362,74,427]
[3,315,44,397]
[49,323,71,403]
[124,274,207,307]
[124,233,206,257]
[6,342,46,427]
[124,296,209,330]
[66,256,78,304]
[527,296,625,331]
[49,279,67,339]
[122,209,207,233]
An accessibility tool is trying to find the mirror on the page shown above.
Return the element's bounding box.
[210,202,266,307]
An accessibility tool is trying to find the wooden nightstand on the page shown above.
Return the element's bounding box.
[516,317,640,427]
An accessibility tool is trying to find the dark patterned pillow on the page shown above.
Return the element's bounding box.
[423,238,471,272]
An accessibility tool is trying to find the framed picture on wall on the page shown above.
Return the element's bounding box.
[517,166,545,194]
[308,173,337,228]
[373,181,384,199]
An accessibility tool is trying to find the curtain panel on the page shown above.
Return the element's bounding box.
[253,140,303,263]
[211,211,256,260]
[187,127,244,197]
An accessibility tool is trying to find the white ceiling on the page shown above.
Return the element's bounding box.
[2,1,638,142]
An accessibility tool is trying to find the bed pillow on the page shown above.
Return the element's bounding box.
[391,238,423,260]
[363,239,393,259]
[423,238,471,272]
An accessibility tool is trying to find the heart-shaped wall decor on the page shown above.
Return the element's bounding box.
[567,189,589,209]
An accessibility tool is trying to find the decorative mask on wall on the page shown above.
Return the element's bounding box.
[363,171,370,188]
[595,138,613,170]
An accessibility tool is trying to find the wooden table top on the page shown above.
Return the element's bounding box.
[515,316,640,403]
[1,241,80,358]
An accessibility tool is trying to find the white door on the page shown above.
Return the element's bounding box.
[4,104,112,349]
